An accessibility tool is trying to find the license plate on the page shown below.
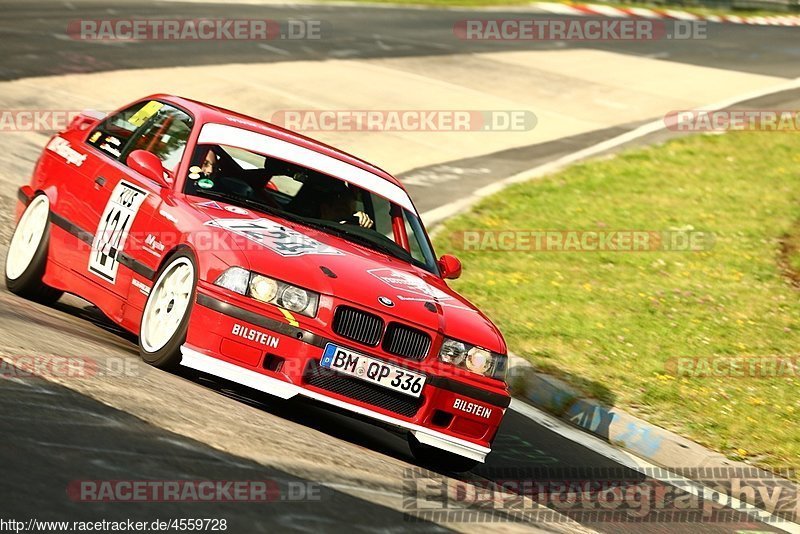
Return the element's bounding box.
[320,343,426,398]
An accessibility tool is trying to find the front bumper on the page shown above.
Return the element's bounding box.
[182,287,510,462]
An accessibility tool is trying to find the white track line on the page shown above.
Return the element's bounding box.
[421,76,800,228]
[510,400,800,532]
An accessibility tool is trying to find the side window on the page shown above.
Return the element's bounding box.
[86,101,193,173]
[125,105,193,172]
[85,101,156,159]
[371,197,434,267]
[269,172,305,197]
[371,195,394,239]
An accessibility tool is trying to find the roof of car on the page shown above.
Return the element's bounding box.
[150,94,404,190]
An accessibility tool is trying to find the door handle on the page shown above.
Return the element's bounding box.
[94,176,107,187]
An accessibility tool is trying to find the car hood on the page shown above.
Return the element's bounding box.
[189,199,506,353]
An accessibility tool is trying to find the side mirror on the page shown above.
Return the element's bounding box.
[128,150,170,188]
[438,254,462,280]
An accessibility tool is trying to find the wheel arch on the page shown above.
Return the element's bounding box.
[154,243,199,278]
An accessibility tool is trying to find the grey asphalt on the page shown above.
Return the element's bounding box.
[0,371,451,533]
[0,296,781,532]
[1,0,800,82]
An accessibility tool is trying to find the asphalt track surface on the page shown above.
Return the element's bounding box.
[2,0,800,81]
[1,1,798,532]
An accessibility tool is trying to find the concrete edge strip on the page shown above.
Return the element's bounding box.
[510,399,800,532]
[420,75,800,228]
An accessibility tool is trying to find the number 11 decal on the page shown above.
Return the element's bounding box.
[88,180,148,283]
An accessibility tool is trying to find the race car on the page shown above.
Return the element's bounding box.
[4,95,510,471]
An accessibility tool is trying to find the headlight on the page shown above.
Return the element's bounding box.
[280,285,309,313]
[215,268,319,317]
[249,275,278,303]
[465,346,492,375]
[439,339,468,365]
[438,337,507,380]
[214,267,250,295]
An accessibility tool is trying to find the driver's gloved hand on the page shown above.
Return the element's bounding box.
[353,211,374,229]
[340,211,374,229]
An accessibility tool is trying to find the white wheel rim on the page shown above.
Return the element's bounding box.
[6,195,50,281]
[141,257,194,353]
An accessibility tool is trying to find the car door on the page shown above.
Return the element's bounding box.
[43,103,146,278]
[39,130,107,275]
[84,101,193,316]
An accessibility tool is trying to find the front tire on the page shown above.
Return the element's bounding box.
[139,250,197,369]
[5,193,63,304]
[408,433,480,473]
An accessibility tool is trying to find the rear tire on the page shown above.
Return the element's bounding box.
[139,250,197,369]
[408,433,480,473]
[5,193,63,304]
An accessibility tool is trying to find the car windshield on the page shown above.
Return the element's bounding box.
[182,134,438,274]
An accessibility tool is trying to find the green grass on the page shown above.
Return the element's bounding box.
[435,131,800,474]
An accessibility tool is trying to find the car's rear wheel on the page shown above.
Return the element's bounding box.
[5,193,63,304]
[407,433,480,473]
[139,250,197,369]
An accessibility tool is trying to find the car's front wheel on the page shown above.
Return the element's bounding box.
[5,193,63,304]
[407,433,480,473]
[139,250,197,369]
